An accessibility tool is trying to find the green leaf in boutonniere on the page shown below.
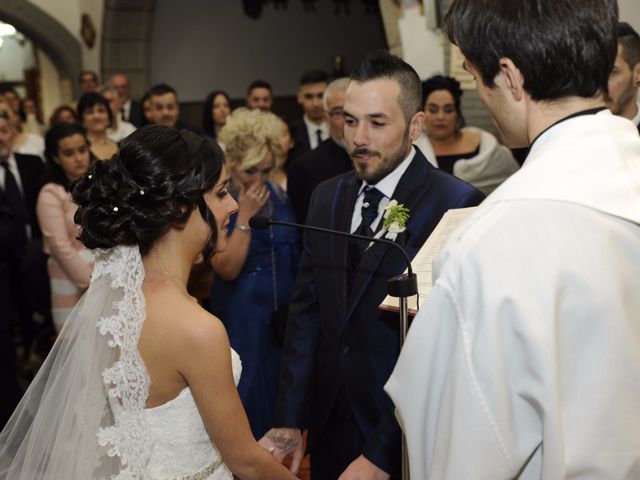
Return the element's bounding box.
[366,199,410,249]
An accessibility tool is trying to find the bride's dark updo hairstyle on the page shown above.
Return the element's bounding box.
[73,124,224,258]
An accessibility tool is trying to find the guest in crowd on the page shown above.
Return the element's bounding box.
[99,85,137,143]
[246,80,273,112]
[0,97,44,160]
[37,124,94,332]
[271,117,293,191]
[288,70,329,162]
[19,98,46,136]
[0,186,22,429]
[0,108,45,363]
[415,74,519,195]
[0,88,21,115]
[149,83,201,133]
[77,92,118,160]
[202,90,231,141]
[209,107,299,439]
[78,70,99,95]
[141,92,153,126]
[607,22,640,130]
[49,105,78,127]
[109,73,144,127]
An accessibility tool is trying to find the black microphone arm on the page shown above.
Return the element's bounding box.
[248,215,417,297]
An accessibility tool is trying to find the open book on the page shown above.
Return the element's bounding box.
[379,207,477,315]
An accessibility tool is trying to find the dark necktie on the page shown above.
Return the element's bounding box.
[315,128,323,147]
[120,109,126,121]
[1,159,28,246]
[349,186,384,270]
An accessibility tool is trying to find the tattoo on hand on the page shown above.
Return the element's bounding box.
[267,431,300,453]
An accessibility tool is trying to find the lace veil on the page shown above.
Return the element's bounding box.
[0,245,153,479]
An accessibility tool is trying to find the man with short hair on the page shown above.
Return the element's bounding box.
[148,83,199,133]
[0,88,21,114]
[607,22,640,131]
[109,73,144,127]
[288,70,330,161]
[246,80,273,111]
[261,51,483,479]
[99,85,136,142]
[287,77,353,224]
[386,1,640,479]
[78,70,99,94]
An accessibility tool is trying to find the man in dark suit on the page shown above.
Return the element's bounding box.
[288,76,352,224]
[288,70,330,163]
[0,187,22,428]
[607,22,640,132]
[110,73,144,127]
[261,51,484,479]
[0,108,45,360]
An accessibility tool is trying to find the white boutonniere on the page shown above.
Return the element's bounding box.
[367,200,410,249]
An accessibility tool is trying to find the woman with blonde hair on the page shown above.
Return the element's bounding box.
[209,107,299,439]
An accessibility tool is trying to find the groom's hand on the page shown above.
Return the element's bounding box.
[338,455,390,480]
[259,428,304,474]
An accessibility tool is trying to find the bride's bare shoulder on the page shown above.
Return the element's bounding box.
[143,279,228,350]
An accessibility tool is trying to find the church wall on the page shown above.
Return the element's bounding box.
[25,0,103,75]
[149,1,387,102]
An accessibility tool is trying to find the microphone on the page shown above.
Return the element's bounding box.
[248,215,417,297]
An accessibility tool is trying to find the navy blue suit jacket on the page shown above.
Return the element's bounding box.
[274,148,485,475]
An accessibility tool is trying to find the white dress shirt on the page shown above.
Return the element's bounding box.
[303,115,329,150]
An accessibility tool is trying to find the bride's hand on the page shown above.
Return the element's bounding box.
[258,428,304,474]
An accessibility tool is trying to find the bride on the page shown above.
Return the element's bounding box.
[0,125,297,479]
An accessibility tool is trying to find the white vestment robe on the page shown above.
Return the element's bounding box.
[385,110,640,479]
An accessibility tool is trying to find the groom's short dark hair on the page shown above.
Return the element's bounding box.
[350,50,422,122]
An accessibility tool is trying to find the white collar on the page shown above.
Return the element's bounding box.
[486,110,640,224]
[303,115,328,133]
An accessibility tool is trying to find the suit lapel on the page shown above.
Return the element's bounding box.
[345,151,433,318]
[331,174,360,320]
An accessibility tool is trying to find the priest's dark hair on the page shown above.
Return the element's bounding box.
[444,0,618,101]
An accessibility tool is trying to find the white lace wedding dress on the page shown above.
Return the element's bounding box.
[142,350,242,479]
[0,245,243,480]
[94,246,243,480]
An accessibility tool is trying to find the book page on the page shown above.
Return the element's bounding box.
[379,207,477,314]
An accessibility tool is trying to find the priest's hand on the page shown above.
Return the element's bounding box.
[259,428,304,474]
[338,455,390,480]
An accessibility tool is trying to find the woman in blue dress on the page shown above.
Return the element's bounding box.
[209,108,299,439]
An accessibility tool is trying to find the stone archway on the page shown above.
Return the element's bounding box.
[0,0,82,98]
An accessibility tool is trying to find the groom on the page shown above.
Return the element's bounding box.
[261,51,484,479]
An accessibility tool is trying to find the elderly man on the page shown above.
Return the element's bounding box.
[109,73,144,127]
[386,1,640,478]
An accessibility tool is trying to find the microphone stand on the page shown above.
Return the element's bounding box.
[253,217,415,480]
